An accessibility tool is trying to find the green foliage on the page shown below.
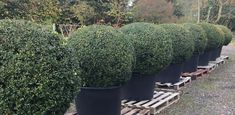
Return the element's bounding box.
[215,25,225,47]
[0,0,60,24]
[132,0,175,23]
[182,23,207,55]
[160,24,194,64]
[68,25,135,87]
[57,1,96,25]
[0,20,80,114]
[120,22,173,75]
[198,23,224,50]
[217,25,233,45]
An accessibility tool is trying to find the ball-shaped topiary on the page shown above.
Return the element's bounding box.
[68,25,135,87]
[120,22,173,75]
[198,23,224,50]
[217,25,233,46]
[0,20,80,114]
[160,24,194,64]
[183,23,207,55]
[214,25,225,47]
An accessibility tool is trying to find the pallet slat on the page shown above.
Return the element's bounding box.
[155,77,191,91]
[121,107,150,115]
[142,92,172,107]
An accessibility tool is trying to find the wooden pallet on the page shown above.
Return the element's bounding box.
[209,58,225,66]
[197,63,216,73]
[182,69,208,80]
[121,107,150,115]
[122,91,180,115]
[155,77,191,90]
[220,55,229,60]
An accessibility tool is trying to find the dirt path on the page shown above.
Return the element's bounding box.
[160,46,235,115]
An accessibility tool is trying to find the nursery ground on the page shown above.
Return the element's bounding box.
[159,45,235,115]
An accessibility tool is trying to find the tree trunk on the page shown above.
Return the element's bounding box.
[215,0,223,23]
[206,7,212,22]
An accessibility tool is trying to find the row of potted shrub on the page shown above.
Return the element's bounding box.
[0,19,233,115]
[69,22,233,115]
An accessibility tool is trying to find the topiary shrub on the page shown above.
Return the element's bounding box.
[160,24,194,64]
[217,25,233,46]
[183,23,207,55]
[120,22,173,75]
[67,25,135,87]
[0,20,80,115]
[215,26,225,47]
[198,23,224,50]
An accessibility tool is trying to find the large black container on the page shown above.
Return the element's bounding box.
[155,63,183,84]
[210,48,219,61]
[198,50,211,66]
[75,86,121,115]
[183,54,199,73]
[122,73,156,101]
[216,46,223,58]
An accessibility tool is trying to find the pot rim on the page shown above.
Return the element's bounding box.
[80,86,121,90]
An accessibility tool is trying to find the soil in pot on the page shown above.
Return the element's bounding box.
[155,63,183,84]
[183,54,199,73]
[121,73,156,101]
[198,50,211,66]
[75,86,121,115]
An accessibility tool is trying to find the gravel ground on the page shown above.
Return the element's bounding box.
[159,45,235,115]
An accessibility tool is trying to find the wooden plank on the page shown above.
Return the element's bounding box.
[121,107,132,114]
[151,93,179,108]
[141,92,172,108]
[124,109,140,115]
[138,109,150,115]
[125,101,137,105]
[154,94,180,114]
[131,92,164,107]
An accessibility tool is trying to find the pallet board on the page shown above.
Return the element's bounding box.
[155,77,191,90]
[122,91,180,115]
[197,63,216,73]
[209,58,225,66]
[220,55,229,60]
[121,107,150,115]
[182,69,208,80]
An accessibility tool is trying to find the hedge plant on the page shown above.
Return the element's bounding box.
[217,25,233,46]
[183,23,207,55]
[0,20,80,115]
[198,23,224,50]
[68,25,135,87]
[160,24,194,64]
[120,22,173,75]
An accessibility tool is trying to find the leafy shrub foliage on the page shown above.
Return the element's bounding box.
[68,25,135,87]
[160,24,194,64]
[214,26,225,47]
[183,23,207,55]
[217,25,233,46]
[198,23,224,50]
[0,20,80,115]
[120,22,173,75]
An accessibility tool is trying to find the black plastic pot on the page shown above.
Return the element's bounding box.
[75,86,121,115]
[183,54,199,73]
[198,50,211,66]
[155,63,183,84]
[121,73,156,101]
[210,48,220,61]
[216,46,223,58]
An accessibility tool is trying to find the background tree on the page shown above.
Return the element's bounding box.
[132,0,176,23]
